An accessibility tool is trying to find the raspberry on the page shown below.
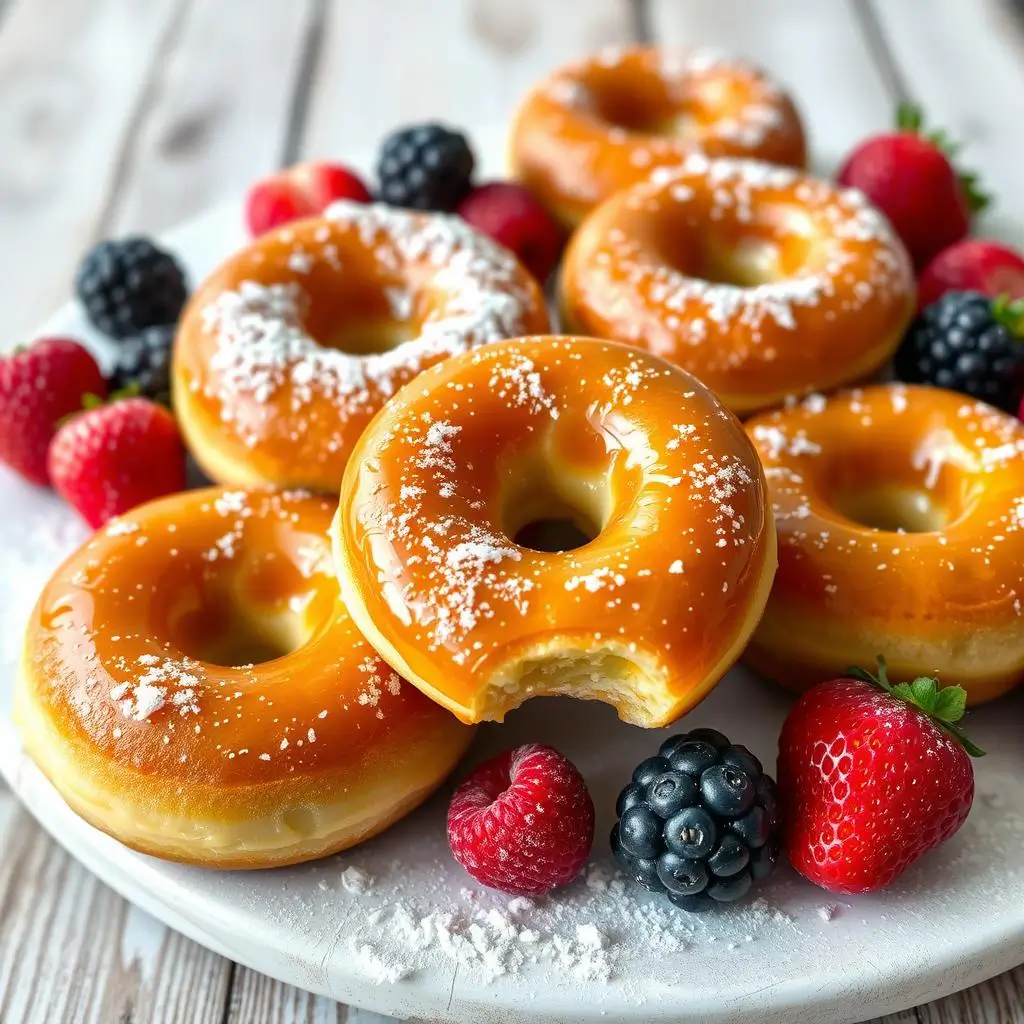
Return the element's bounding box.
[376,123,475,211]
[245,162,372,236]
[447,744,594,896]
[917,239,1024,311]
[456,182,564,283]
[75,237,188,339]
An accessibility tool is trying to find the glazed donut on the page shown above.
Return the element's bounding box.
[333,336,776,728]
[173,202,550,492]
[15,487,474,867]
[509,46,806,228]
[745,385,1024,703]
[560,156,916,415]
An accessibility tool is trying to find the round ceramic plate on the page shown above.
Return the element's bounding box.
[3,131,1024,1024]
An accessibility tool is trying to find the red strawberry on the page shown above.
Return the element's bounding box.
[48,397,187,528]
[447,743,594,896]
[777,658,981,895]
[0,338,107,486]
[455,182,564,283]
[917,239,1024,311]
[245,161,372,236]
[837,105,990,269]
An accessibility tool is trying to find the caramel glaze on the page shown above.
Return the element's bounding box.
[173,202,549,493]
[16,487,474,867]
[560,157,916,417]
[746,385,1024,703]
[509,45,807,228]
[334,336,777,728]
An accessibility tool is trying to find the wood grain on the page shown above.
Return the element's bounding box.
[0,0,183,346]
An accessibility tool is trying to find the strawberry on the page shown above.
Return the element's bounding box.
[245,161,372,236]
[0,338,107,486]
[48,397,187,528]
[836,104,990,269]
[777,657,981,895]
[917,239,1024,311]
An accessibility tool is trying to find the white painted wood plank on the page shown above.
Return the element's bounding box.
[106,0,321,237]
[0,807,231,1023]
[0,0,182,347]
[302,0,634,158]
[869,0,1024,217]
[917,965,1024,1024]
[649,0,893,164]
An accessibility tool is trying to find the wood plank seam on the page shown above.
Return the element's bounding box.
[218,960,239,1024]
[849,0,912,105]
[629,0,653,44]
[92,0,197,239]
[280,0,331,166]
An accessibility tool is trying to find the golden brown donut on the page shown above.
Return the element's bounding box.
[333,336,776,728]
[745,385,1024,703]
[16,486,474,867]
[510,45,807,228]
[173,202,550,492]
[560,155,916,416]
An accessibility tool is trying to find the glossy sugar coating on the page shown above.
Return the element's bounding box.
[334,336,777,728]
[560,155,915,415]
[746,384,1024,702]
[509,45,807,228]
[16,486,474,867]
[173,202,549,491]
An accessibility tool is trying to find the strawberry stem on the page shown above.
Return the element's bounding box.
[992,294,1024,338]
[846,656,985,758]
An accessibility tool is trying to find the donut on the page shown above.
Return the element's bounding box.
[559,156,916,415]
[745,384,1024,703]
[332,335,777,728]
[15,486,474,867]
[509,46,807,228]
[172,202,550,492]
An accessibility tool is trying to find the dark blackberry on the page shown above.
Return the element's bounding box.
[893,291,1024,411]
[611,729,782,911]
[109,324,174,403]
[376,123,475,211]
[76,237,188,339]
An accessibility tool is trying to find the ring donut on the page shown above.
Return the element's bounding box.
[745,385,1024,703]
[173,202,550,492]
[16,487,474,867]
[510,45,807,228]
[559,156,916,415]
[332,336,776,728]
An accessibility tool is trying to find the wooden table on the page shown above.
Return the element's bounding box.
[1,1,1023,1021]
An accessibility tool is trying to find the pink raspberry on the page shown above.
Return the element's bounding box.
[447,744,594,896]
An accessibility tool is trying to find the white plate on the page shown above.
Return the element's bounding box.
[3,132,1024,1024]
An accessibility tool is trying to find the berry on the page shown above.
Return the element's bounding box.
[75,237,188,339]
[894,290,1024,411]
[48,397,187,528]
[376,123,475,211]
[0,338,107,486]
[836,104,989,269]
[777,657,980,895]
[918,239,1024,311]
[446,743,594,896]
[245,161,372,236]
[455,182,564,283]
[611,729,781,912]
[109,324,174,403]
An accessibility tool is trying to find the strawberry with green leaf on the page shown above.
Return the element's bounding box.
[777,657,981,895]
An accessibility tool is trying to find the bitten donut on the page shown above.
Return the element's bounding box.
[16,487,474,867]
[333,336,776,728]
[173,202,549,491]
[745,385,1024,703]
[560,156,916,415]
[510,46,806,228]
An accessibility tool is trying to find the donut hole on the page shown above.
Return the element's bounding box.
[514,515,598,553]
[583,69,679,134]
[302,273,416,356]
[327,319,415,356]
[833,487,949,534]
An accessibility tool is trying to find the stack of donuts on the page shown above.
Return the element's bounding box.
[16,45,1024,871]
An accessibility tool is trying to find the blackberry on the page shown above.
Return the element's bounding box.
[611,729,781,912]
[76,237,188,339]
[376,123,475,211]
[894,291,1024,411]
[109,324,175,403]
